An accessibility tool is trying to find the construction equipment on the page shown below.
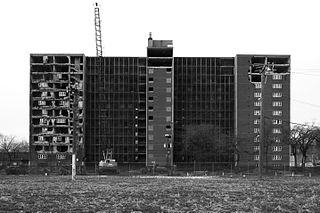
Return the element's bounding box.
[98,148,119,175]
[94,3,103,57]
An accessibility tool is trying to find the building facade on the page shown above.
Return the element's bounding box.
[30,54,85,166]
[235,55,290,168]
[29,36,290,169]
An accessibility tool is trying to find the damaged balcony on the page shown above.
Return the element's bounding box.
[30,54,85,163]
[248,56,290,82]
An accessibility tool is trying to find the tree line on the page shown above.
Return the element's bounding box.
[0,133,29,163]
[174,123,320,169]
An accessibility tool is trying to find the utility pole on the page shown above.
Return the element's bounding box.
[70,81,80,181]
[259,71,265,179]
[257,58,275,179]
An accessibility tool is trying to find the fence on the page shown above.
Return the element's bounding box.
[1,160,320,176]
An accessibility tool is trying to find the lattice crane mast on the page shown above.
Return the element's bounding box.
[94,3,103,57]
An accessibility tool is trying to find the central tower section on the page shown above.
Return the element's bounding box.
[146,34,174,166]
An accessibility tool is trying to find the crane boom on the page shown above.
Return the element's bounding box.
[94,3,103,57]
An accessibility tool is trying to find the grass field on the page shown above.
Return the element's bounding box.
[0,175,320,212]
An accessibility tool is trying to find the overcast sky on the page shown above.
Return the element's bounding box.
[1,0,320,140]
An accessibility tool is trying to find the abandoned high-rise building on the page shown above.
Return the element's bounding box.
[30,35,290,169]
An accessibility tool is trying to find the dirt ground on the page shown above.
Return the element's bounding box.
[0,175,319,212]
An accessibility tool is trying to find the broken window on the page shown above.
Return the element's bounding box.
[31,56,43,63]
[60,100,69,107]
[53,137,57,142]
[35,145,43,152]
[55,56,69,64]
[55,65,69,72]
[41,92,48,97]
[38,100,46,106]
[39,118,47,125]
[57,146,68,152]
[38,82,48,88]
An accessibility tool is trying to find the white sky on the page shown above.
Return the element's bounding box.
[0,0,320,141]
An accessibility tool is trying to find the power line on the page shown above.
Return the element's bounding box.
[291,68,320,71]
[264,115,319,128]
[292,99,320,108]
[290,72,320,77]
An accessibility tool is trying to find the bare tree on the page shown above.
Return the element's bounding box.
[290,125,320,169]
[288,126,300,168]
[0,134,29,163]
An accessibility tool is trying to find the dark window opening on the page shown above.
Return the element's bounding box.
[57,146,68,152]
[55,56,69,64]
[35,145,43,152]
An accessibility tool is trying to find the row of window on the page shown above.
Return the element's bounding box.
[253,146,282,152]
[148,68,172,74]
[253,119,282,125]
[254,101,282,107]
[254,155,283,161]
[148,77,172,84]
[148,96,172,103]
[254,136,281,143]
[38,154,66,160]
[148,116,172,122]
[253,110,282,116]
[254,83,283,89]
[253,128,282,134]
[254,92,282,98]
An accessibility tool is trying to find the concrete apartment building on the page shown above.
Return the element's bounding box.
[30,35,290,169]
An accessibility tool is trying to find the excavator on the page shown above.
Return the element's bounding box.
[98,148,119,175]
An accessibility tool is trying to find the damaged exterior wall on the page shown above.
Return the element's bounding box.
[29,40,290,169]
[235,55,290,168]
[30,54,85,167]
